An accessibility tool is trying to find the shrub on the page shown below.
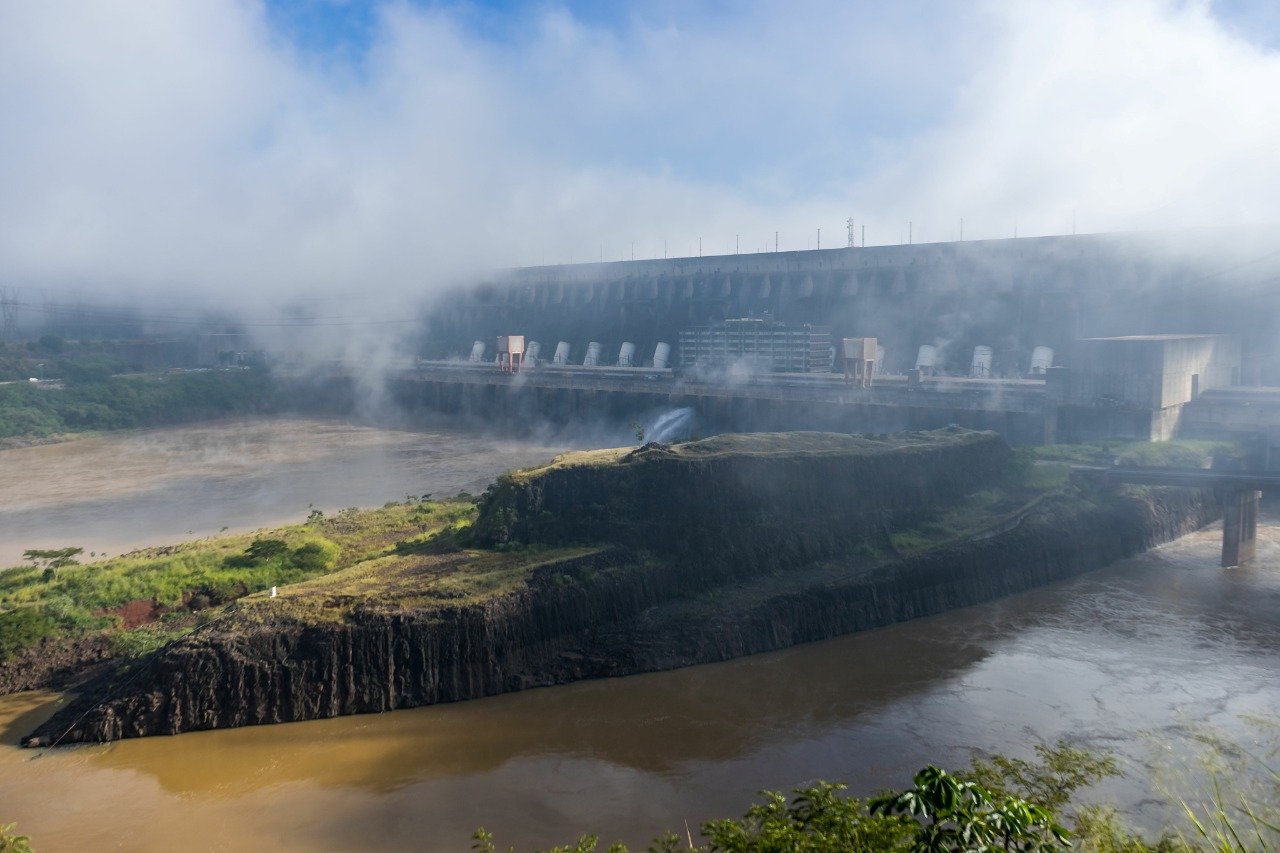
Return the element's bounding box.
[288,540,338,572]
[0,607,59,662]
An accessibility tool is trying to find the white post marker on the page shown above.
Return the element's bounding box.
[270,586,278,598]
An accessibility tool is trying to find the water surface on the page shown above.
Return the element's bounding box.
[0,418,569,566]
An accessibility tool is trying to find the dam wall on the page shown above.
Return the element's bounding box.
[425,229,1280,383]
[390,371,1053,444]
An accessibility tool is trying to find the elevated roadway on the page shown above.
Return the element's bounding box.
[1099,466,1280,566]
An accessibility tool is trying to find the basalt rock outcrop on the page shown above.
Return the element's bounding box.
[27,429,1214,745]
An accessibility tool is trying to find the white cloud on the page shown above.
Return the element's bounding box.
[856,0,1280,243]
[0,0,1277,316]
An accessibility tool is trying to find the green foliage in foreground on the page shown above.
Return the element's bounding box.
[472,771,1066,852]
[0,369,280,440]
[471,737,1280,852]
[0,823,32,853]
[474,744,1107,852]
[0,500,472,663]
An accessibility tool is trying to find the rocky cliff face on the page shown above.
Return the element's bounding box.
[471,430,1010,573]
[27,432,1213,746]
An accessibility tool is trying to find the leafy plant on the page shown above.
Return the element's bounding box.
[0,822,32,853]
[869,765,1070,851]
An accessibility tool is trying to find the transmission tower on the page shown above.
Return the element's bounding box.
[846,217,856,248]
[0,288,18,341]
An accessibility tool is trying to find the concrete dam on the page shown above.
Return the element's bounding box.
[423,228,1280,382]
[407,229,1280,449]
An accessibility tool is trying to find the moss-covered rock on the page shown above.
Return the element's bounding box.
[471,429,1011,581]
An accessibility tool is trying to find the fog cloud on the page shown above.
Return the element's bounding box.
[1,0,1277,316]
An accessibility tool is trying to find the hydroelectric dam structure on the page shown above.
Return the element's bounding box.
[400,228,1280,452]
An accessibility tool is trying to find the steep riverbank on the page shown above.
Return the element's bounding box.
[26,429,1214,745]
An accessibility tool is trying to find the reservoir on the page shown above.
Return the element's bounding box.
[1,419,1278,851]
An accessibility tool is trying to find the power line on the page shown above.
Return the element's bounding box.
[10,301,421,328]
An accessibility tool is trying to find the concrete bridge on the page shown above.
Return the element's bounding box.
[1100,467,1280,566]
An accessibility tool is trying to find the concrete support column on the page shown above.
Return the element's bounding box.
[1042,404,1059,445]
[1222,488,1262,567]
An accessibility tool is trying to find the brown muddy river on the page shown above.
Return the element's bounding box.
[0,418,573,567]
[1,419,1279,851]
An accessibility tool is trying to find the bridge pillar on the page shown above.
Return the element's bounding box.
[1221,488,1262,567]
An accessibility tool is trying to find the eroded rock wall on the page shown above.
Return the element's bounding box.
[472,430,1011,576]
[30,485,1212,745]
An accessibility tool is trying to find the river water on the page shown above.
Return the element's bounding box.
[1,419,1278,851]
[0,418,575,567]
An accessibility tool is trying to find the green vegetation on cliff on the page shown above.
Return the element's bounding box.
[472,429,1013,554]
[0,337,133,384]
[1032,438,1247,469]
[0,499,473,665]
[244,541,602,626]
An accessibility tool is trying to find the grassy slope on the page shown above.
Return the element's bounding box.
[240,545,602,626]
[1031,438,1245,468]
[0,500,474,661]
[887,449,1070,556]
[507,429,991,483]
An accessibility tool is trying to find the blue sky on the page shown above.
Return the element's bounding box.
[257,0,1280,206]
[3,1,1280,299]
[256,1,978,201]
[264,0,1280,53]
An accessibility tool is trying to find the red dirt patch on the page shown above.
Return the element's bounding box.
[107,599,165,629]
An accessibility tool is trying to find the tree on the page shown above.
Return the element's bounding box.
[22,547,83,580]
[245,539,289,561]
